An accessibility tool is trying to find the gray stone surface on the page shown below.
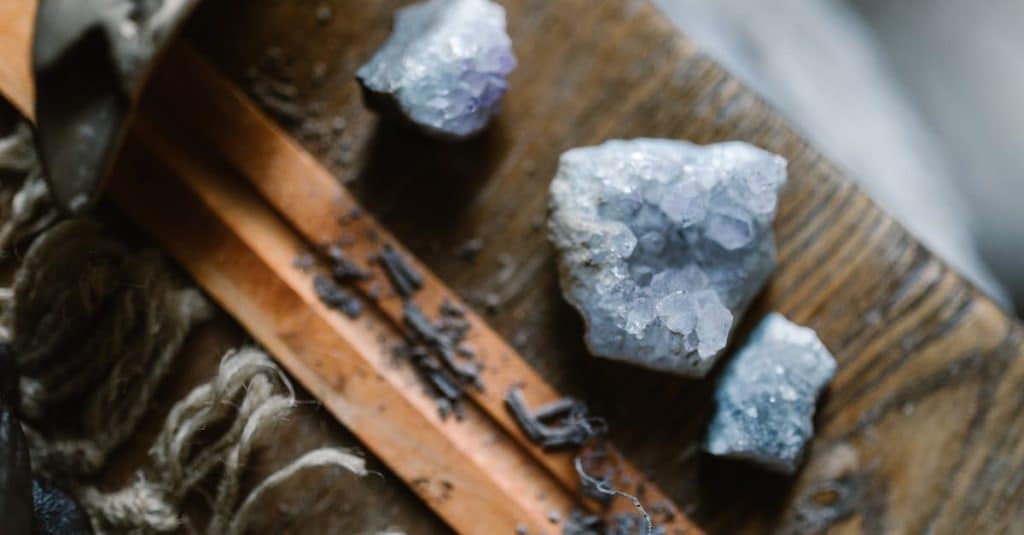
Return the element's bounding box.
[704,313,836,474]
[356,0,516,140]
[548,139,786,376]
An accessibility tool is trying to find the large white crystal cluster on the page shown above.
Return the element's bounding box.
[548,139,787,376]
[356,0,517,140]
[704,313,836,473]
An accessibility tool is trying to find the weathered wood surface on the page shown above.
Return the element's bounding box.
[3,0,1023,533]
[1,1,703,530]
[132,42,699,533]
[182,1,1024,533]
[110,125,582,533]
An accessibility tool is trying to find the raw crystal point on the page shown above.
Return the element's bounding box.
[547,139,787,376]
[704,313,837,474]
[356,0,517,140]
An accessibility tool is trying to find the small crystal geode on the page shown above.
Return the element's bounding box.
[356,0,517,140]
[704,313,836,473]
[547,139,787,376]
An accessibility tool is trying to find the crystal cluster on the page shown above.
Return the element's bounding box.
[548,139,787,376]
[704,313,836,473]
[356,0,517,140]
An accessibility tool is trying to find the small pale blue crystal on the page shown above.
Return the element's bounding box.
[704,313,837,474]
[356,0,517,140]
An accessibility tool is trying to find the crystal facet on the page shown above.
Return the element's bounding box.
[704,313,836,474]
[356,0,517,140]
[547,139,787,375]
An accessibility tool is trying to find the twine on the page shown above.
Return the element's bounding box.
[79,348,367,534]
[7,218,212,477]
[0,121,377,534]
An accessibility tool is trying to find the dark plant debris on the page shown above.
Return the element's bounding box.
[326,244,369,282]
[562,509,603,535]
[574,456,655,535]
[404,302,481,387]
[504,387,662,534]
[396,298,484,419]
[393,341,467,419]
[313,274,362,318]
[243,46,355,170]
[378,244,423,298]
[381,250,481,419]
[504,388,607,450]
[467,290,502,315]
[338,206,363,225]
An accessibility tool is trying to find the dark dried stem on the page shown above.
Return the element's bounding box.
[574,455,652,535]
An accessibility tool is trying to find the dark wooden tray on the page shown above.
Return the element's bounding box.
[4,0,1022,533]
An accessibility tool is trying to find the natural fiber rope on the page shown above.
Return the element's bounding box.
[0,122,58,255]
[79,348,368,534]
[0,122,379,533]
[0,124,207,479]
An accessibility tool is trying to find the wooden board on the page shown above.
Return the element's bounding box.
[184,1,1024,533]
[133,39,704,528]
[4,0,1024,533]
[0,1,33,119]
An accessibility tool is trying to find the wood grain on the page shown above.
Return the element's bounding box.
[138,42,698,531]
[108,126,578,534]
[3,0,1024,532]
[183,1,1024,533]
[0,1,700,532]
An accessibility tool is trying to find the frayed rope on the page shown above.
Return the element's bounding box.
[0,122,58,256]
[0,119,380,533]
[4,218,212,477]
[78,348,367,534]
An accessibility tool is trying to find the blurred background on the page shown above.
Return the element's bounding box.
[653,0,1024,312]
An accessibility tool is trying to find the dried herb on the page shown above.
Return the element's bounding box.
[575,456,654,535]
[378,244,422,298]
[404,302,481,387]
[504,388,606,450]
[395,342,466,420]
[326,244,369,282]
[313,274,362,318]
[562,508,603,535]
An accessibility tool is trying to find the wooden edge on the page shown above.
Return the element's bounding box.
[0,0,35,120]
[0,1,699,530]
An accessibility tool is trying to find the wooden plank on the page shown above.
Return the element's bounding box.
[139,43,696,529]
[0,0,35,119]
[0,0,704,528]
[183,1,1024,533]
[108,131,577,533]
[0,2,699,531]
